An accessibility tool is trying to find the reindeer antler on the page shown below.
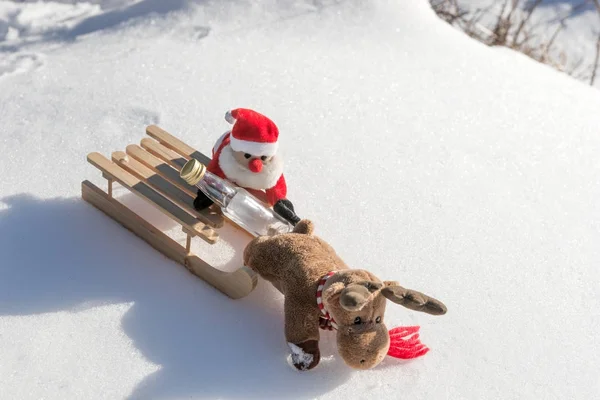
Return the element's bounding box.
[381,285,447,315]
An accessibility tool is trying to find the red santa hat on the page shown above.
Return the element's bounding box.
[224,108,279,157]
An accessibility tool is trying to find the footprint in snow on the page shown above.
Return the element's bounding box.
[98,107,160,141]
[176,25,210,41]
[192,26,210,40]
[0,53,44,79]
[127,107,160,126]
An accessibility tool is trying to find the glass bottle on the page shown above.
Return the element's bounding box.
[180,158,294,237]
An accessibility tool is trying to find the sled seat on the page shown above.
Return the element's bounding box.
[81,125,258,299]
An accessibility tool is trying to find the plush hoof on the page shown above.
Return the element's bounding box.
[274,199,301,226]
[288,340,320,371]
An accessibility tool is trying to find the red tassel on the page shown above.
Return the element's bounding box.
[387,326,430,359]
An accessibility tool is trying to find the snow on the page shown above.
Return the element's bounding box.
[1,0,600,399]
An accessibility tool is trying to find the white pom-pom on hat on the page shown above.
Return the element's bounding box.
[225,110,236,124]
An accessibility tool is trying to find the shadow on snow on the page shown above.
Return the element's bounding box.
[0,192,352,399]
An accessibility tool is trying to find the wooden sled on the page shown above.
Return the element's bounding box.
[81,125,258,299]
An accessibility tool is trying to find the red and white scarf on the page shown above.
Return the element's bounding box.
[316,271,338,330]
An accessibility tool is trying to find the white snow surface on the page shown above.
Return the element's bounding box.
[1,0,600,399]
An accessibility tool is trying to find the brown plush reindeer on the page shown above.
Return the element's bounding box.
[243,219,447,371]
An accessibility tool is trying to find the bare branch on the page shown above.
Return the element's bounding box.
[512,0,543,46]
[566,55,585,76]
[591,34,600,85]
[428,0,600,87]
[540,22,564,60]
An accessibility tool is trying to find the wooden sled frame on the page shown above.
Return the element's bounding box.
[81,125,258,299]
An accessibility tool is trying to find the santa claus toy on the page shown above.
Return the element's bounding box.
[193,108,300,225]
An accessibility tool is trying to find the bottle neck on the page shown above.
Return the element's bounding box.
[196,170,237,207]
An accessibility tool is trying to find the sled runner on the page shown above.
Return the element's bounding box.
[81,125,258,299]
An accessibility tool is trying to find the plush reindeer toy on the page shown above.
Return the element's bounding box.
[243,219,447,371]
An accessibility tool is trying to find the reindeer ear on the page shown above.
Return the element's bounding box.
[322,282,345,303]
[381,285,447,315]
[358,280,383,292]
[339,285,370,311]
[339,281,382,311]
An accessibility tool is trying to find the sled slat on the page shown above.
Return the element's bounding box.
[87,152,209,240]
[125,144,225,229]
[141,138,188,170]
[111,151,220,241]
[126,144,197,197]
[81,180,257,299]
[146,124,211,165]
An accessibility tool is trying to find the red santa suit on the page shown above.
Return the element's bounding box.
[206,108,287,206]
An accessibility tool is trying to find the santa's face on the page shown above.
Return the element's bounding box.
[218,145,283,191]
[232,150,274,173]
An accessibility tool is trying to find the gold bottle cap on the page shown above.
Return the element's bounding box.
[180,158,206,186]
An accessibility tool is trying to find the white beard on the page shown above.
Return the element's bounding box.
[218,145,284,190]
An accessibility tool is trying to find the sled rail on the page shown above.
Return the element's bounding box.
[81,126,259,299]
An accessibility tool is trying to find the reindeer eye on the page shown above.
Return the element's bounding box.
[261,156,267,161]
[376,316,381,323]
[354,317,361,325]
[244,153,251,159]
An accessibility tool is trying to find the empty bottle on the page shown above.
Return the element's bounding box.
[180,158,294,237]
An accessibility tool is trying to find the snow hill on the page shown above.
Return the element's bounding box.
[1,0,599,399]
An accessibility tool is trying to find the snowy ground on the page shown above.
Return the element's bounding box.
[1,0,600,399]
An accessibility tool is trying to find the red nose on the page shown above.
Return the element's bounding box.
[248,159,263,173]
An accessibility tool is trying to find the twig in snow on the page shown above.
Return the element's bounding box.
[513,0,543,47]
[591,35,600,85]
